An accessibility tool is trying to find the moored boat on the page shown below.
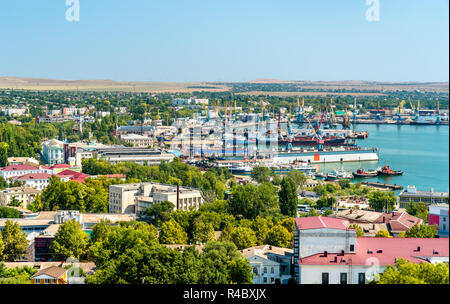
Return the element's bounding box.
[353,168,378,178]
[377,165,403,176]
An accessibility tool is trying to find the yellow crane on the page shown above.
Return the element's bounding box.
[409,98,415,111]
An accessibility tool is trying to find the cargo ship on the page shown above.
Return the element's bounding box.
[278,135,346,147]
[272,147,380,164]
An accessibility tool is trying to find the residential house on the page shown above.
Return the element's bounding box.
[0,186,41,208]
[294,216,449,284]
[242,245,293,284]
[30,266,68,284]
[12,173,52,190]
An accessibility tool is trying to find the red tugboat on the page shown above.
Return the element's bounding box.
[353,168,378,178]
[377,165,403,176]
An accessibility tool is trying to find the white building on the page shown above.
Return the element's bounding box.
[120,134,153,148]
[12,173,52,190]
[294,216,449,284]
[0,164,45,180]
[241,245,293,284]
[109,182,203,215]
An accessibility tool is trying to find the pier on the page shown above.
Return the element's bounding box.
[361,181,403,191]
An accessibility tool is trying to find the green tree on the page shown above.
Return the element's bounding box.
[286,170,307,190]
[251,217,272,245]
[0,236,4,261]
[316,195,336,209]
[89,220,111,245]
[0,207,21,219]
[1,220,28,261]
[338,179,351,189]
[406,202,429,223]
[191,221,215,244]
[369,191,397,212]
[349,224,364,237]
[230,227,257,250]
[0,143,8,168]
[8,197,21,207]
[145,201,175,226]
[159,220,188,244]
[0,177,8,190]
[50,220,89,260]
[250,166,271,184]
[375,230,391,238]
[405,224,438,238]
[374,259,449,284]
[229,184,258,218]
[279,177,298,217]
[265,225,292,248]
[228,257,253,284]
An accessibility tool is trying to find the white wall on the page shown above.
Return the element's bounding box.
[299,264,387,284]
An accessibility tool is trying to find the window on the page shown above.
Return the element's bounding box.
[263,277,267,283]
[253,267,258,275]
[270,267,274,274]
[350,244,355,252]
[270,277,274,283]
[263,267,267,273]
[322,273,329,284]
[340,273,347,284]
[358,273,366,284]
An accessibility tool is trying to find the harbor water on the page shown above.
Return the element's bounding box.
[307,124,449,192]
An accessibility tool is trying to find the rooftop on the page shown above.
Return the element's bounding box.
[13,173,52,181]
[30,266,67,279]
[295,216,351,231]
[0,164,40,172]
[241,245,293,259]
[298,237,449,266]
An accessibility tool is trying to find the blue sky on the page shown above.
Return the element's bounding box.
[0,0,448,82]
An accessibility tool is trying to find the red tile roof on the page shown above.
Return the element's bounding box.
[375,212,423,232]
[31,266,67,279]
[295,216,351,231]
[0,164,40,171]
[298,237,449,266]
[14,173,52,180]
[49,164,71,169]
[100,174,126,179]
[56,170,89,182]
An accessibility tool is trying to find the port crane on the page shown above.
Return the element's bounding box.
[306,109,326,151]
[342,105,351,129]
[295,97,306,124]
[394,99,406,123]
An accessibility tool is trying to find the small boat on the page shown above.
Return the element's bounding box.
[229,164,253,175]
[314,172,327,179]
[377,165,403,176]
[292,162,318,173]
[353,168,378,178]
[325,172,339,181]
[326,170,353,181]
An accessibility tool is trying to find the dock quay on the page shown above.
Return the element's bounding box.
[361,181,403,190]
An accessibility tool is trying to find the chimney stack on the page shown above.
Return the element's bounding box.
[176,184,180,210]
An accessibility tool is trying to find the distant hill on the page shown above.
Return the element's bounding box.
[0,76,447,94]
